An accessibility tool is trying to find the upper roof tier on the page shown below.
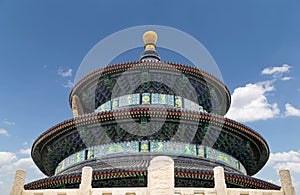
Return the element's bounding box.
[69,61,231,116]
[69,31,231,116]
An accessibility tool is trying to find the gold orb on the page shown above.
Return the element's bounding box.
[143,31,158,45]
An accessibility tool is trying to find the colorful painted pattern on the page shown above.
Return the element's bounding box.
[206,147,240,170]
[55,150,85,174]
[140,140,149,152]
[33,108,268,177]
[184,98,204,112]
[95,93,207,113]
[55,141,246,175]
[87,142,139,158]
[151,141,196,155]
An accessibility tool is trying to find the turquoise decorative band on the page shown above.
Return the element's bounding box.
[55,140,246,175]
[95,93,207,113]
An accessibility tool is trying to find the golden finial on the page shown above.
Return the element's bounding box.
[143,31,158,51]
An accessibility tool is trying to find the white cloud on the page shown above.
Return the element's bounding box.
[293,180,300,195]
[268,151,300,165]
[2,119,15,126]
[63,80,74,88]
[267,150,300,174]
[273,162,300,173]
[0,151,43,174]
[14,158,37,170]
[226,81,280,122]
[281,76,292,81]
[261,64,291,77]
[0,152,17,168]
[266,150,300,193]
[0,151,45,194]
[57,67,72,78]
[284,104,300,117]
[0,128,9,136]
[18,148,31,155]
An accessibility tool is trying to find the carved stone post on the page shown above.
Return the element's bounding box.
[148,156,174,195]
[72,95,84,117]
[10,170,26,195]
[279,170,296,195]
[213,166,227,195]
[79,166,93,195]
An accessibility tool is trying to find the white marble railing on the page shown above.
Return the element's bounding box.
[10,156,296,195]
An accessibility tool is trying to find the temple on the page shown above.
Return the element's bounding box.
[10,31,296,195]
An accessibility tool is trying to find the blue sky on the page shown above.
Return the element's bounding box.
[0,0,300,194]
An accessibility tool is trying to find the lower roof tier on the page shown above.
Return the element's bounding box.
[31,106,269,177]
[25,154,279,190]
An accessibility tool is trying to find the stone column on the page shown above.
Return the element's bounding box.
[279,170,296,195]
[79,166,93,195]
[213,166,227,195]
[10,170,26,195]
[148,156,174,195]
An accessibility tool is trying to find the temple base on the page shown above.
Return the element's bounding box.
[11,156,295,195]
